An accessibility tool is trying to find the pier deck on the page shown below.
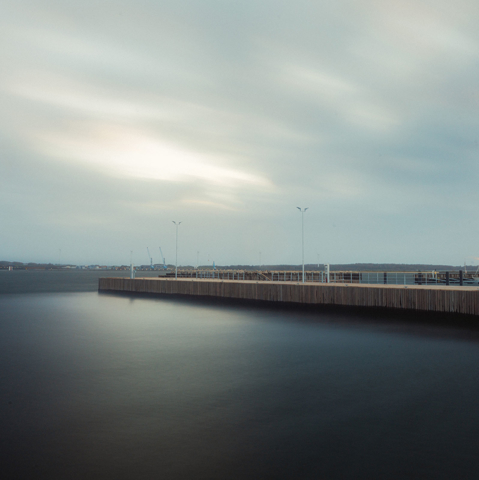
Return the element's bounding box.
[99,277,479,316]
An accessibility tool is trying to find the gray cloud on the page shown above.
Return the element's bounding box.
[2,0,479,265]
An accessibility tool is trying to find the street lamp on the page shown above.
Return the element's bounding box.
[297,207,308,283]
[172,221,182,279]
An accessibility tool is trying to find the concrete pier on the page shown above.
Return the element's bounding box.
[99,277,479,316]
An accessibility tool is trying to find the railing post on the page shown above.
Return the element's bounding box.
[446,271,450,285]
[383,272,387,285]
[460,269,463,286]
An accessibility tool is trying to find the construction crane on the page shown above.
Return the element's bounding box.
[159,247,167,270]
[146,247,153,269]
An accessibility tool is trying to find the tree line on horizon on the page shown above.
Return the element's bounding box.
[1,261,476,272]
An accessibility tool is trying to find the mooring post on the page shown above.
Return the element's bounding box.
[459,270,463,286]
[446,271,450,285]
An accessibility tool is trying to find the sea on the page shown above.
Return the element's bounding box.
[2,269,479,479]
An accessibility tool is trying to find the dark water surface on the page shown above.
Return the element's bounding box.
[0,269,161,294]
[1,272,479,479]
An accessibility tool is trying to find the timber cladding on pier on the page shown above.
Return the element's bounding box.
[99,277,479,316]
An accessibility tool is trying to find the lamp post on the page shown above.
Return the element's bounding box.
[297,207,308,283]
[130,250,135,279]
[172,221,181,279]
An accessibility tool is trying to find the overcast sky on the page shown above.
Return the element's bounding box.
[2,0,479,266]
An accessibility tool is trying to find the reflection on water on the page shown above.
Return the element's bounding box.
[1,287,479,478]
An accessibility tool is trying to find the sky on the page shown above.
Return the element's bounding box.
[1,0,479,267]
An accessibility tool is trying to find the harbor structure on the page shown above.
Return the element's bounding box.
[99,276,479,316]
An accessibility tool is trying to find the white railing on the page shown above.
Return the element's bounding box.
[168,269,473,285]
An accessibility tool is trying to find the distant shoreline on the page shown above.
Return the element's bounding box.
[1,261,476,272]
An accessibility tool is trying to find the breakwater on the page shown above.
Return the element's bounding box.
[98,277,479,316]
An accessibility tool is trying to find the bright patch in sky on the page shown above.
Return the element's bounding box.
[35,124,270,187]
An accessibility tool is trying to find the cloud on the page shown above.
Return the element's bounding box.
[2,0,479,264]
[33,123,271,187]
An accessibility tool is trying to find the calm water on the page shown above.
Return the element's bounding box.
[1,271,479,479]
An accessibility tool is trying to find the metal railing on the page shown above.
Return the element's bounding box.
[162,269,478,286]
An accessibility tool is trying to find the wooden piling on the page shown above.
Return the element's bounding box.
[98,278,479,316]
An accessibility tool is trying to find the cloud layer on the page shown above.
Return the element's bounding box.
[2,0,479,265]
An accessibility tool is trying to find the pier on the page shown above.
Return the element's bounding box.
[98,277,479,316]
